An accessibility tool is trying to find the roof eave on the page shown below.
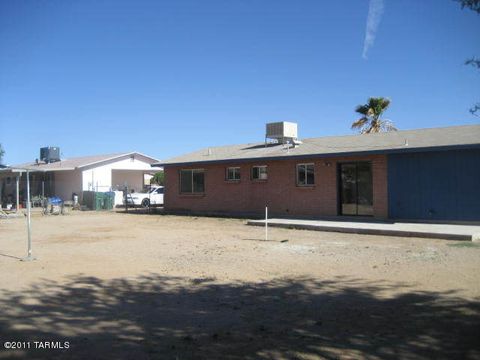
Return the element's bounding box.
[78,152,160,169]
[0,167,49,173]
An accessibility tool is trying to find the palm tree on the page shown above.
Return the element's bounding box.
[351,97,397,134]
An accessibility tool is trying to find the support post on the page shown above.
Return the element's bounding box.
[265,205,268,241]
[16,175,20,213]
[21,170,35,261]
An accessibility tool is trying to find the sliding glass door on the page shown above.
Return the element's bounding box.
[339,162,373,216]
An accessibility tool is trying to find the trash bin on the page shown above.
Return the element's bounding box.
[94,192,105,211]
[104,192,115,210]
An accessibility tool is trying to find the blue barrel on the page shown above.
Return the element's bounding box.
[48,196,63,205]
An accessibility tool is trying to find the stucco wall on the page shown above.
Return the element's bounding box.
[164,154,388,219]
[53,170,83,201]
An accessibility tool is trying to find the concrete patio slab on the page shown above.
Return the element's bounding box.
[247,218,480,241]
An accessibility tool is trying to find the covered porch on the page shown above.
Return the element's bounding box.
[0,169,54,210]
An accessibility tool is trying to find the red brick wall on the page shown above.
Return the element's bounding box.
[164,154,388,219]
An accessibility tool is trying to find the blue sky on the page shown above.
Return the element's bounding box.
[0,0,479,164]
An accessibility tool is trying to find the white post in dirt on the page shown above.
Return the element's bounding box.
[15,174,20,213]
[265,205,268,241]
[21,169,35,261]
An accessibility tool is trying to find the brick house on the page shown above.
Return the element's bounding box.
[154,124,480,221]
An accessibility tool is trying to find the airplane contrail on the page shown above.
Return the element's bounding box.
[362,0,385,60]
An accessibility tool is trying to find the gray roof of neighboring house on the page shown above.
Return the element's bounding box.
[154,124,480,167]
[5,152,159,172]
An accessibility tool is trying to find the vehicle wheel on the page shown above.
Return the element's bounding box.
[141,198,150,208]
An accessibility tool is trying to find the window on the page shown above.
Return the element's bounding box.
[180,169,205,193]
[252,165,268,180]
[297,163,315,186]
[226,167,241,181]
[155,187,164,194]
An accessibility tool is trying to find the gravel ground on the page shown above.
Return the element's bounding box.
[0,211,479,359]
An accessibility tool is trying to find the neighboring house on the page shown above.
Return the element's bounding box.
[0,151,160,207]
[154,124,480,222]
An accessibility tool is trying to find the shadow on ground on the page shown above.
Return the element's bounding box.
[0,275,479,359]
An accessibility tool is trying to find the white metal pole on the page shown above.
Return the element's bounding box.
[22,170,35,261]
[16,175,20,213]
[265,205,268,241]
[26,170,32,257]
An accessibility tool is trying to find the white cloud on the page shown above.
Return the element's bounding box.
[362,0,385,60]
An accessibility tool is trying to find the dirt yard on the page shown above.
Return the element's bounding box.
[0,211,479,359]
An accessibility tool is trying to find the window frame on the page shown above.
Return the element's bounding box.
[296,163,315,187]
[251,165,268,181]
[179,169,205,194]
[225,167,241,181]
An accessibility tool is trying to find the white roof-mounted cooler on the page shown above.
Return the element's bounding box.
[265,121,299,145]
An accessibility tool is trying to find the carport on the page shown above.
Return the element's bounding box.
[111,169,154,192]
[0,167,50,211]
